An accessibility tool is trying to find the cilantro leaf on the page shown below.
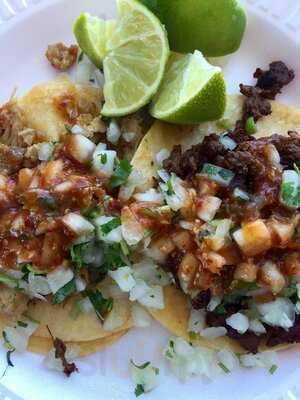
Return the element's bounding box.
[218,362,230,373]
[131,360,150,370]
[166,179,175,196]
[85,289,113,320]
[100,217,121,235]
[52,278,77,304]
[110,160,133,188]
[70,242,90,269]
[100,153,108,164]
[135,384,145,397]
[269,364,278,375]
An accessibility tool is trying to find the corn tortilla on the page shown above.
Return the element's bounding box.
[132,95,300,353]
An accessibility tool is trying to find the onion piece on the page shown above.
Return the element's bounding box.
[201,327,227,340]
[134,189,164,204]
[217,348,239,372]
[121,207,144,246]
[130,360,159,393]
[106,119,121,144]
[219,135,237,151]
[248,319,266,335]
[257,298,295,329]
[226,313,249,334]
[103,299,128,331]
[92,149,117,178]
[207,296,221,312]
[95,215,122,243]
[188,309,206,333]
[47,267,74,294]
[62,213,95,237]
[38,142,55,161]
[109,267,136,292]
[159,173,189,212]
[137,285,164,309]
[156,149,170,166]
[132,259,171,287]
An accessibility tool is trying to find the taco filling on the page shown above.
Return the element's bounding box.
[126,61,300,353]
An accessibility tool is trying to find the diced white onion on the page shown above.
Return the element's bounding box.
[62,213,95,238]
[226,313,249,334]
[132,259,171,286]
[95,216,122,243]
[217,348,239,372]
[75,54,95,85]
[240,351,278,369]
[107,119,121,144]
[156,149,170,167]
[4,318,39,353]
[179,221,194,230]
[121,207,144,246]
[197,196,222,222]
[157,169,170,183]
[130,360,159,393]
[123,131,135,142]
[38,142,54,161]
[92,149,117,178]
[109,267,136,292]
[207,296,221,312]
[47,267,74,294]
[134,189,164,204]
[248,319,266,335]
[71,124,86,135]
[75,276,86,292]
[78,297,94,313]
[257,298,295,329]
[131,303,152,328]
[201,327,227,340]
[160,173,188,212]
[188,309,206,333]
[219,135,237,151]
[65,134,96,164]
[280,169,300,209]
[264,144,281,166]
[233,188,250,203]
[119,169,147,202]
[129,280,151,301]
[28,273,52,298]
[137,285,164,309]
[103,300,127,331]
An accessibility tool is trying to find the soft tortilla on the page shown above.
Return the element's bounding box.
[0,79,130,350]
[132,95,300,352]
[17,76,102,142]
[28,329,129,357]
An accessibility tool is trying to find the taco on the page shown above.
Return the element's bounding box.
[0,75,156,357]
[125,61,300,354]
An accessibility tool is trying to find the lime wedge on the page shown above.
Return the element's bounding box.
[150,51,226,124]
[74,13,116,68]
[101,0,170,117]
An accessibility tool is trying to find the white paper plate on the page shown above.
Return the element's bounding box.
[1,1,300,399]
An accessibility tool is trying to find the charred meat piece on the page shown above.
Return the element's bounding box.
[239,84,272,122]
[46,43,78,71]
[191,289,211,310]
[254,61,295,100]
[267,131,300,168]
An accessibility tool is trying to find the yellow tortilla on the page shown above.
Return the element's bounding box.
[17,76,102,142]
[133,95,300,352]
[28,329,128,357]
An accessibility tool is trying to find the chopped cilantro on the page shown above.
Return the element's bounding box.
[218,362,230,374]
[131,360,150,369]
[269,364,278,375]
[102,243,126,272]
[83,206,103,220]
[214,303,226,315]
[0,272,19,289]
[143,229,153,239]
[100,153,108,164]
[189,331,197,341]
[281,286,298,298]
[166,179,175,196]
[70,242,90,269]
[52,278,77,304]
[85,289,113,320]
[17,321,28,328]
[134,384,145,397]
[201,163,234,186]
[64,124,72,134]
[100,217,121,235]
[245,116,257,135]
[110,160,133,188]
[165,350,173,359]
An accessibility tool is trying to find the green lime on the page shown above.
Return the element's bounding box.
[139,0,247,57]
[101,0,169,117]
[150,51,226,124]
[73,13,116,68]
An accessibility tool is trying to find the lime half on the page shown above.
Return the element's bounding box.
[74,13,116,68]
[150,51,226,124]
[101,0,170,117]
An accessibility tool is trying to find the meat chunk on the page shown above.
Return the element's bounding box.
[0,144,25,174]
[267,131,300,168]
[46,43,78,71]
[254,61,295,99]
[239,84,272,122]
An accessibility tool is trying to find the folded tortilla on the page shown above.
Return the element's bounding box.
[0,79,131,354]
[132,95,300,353]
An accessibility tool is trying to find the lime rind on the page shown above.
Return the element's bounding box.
[150,51,227,124]
[73,13,115,68]
[101,0,170,117]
